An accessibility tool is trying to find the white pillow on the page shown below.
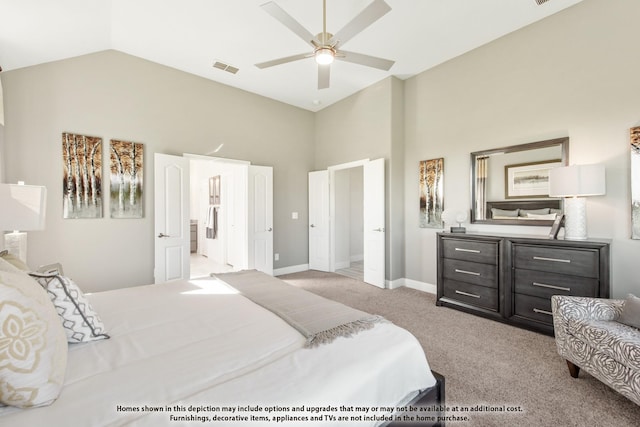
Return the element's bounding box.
[0,269,67,408]
[29,273,109,343]
[526,212,557,220]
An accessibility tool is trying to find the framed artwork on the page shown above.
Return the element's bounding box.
[109,140,144,218]
[631,126,640,239]
[62,132,103,218]
[419,158,444,228]
[504,159,561,199]
[548,214,564,239]
[209,175,221,205]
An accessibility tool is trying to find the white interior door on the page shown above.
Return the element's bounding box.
[308,170,330,271]
[154,153,190,283]
[248,165,273,275]
[363,158,385,288]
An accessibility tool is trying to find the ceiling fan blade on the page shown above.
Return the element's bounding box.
[337,50,394,71]
[330,0,391,47]
[318,64,330,89]
[255,52,310,69]
[261,1,318,46]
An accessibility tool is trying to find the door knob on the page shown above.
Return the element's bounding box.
[267,227,273,232]
[158,233,171,238]
[373,228,385,232]
[310,224,316,228]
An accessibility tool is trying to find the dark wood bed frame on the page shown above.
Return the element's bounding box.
[386,370,446,427]
[483,199,562,226]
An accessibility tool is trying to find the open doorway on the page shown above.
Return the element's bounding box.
[188,156,248,278]
[307,157,385,287]
[333,166,364,281]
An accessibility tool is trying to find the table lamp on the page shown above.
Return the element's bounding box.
[0,183,47,262]
[548,164,605,240]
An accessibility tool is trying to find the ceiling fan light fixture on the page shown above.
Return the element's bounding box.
[314,47,335,65]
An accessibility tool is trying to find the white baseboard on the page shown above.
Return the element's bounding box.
[388,277,436,295]
[334,260,350,270]
[350,254,364,262]
[274,264,309,276]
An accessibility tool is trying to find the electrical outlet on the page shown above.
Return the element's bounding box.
[274,253,279,261]
[292,212,298,219]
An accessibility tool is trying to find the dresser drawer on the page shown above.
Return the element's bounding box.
[513,244,599,278]
[442,238,498,265]
[514,269,598,299]
[442,258,497,288]
[443,279,498,311]
[513,294,554,325]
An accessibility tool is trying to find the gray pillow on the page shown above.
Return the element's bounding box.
[618,294,640,329]
[491,208,519,218]
[519,208,550,217]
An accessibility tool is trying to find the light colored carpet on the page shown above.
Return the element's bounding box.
[279,270,640,427]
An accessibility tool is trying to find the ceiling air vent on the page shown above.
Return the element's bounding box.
[535,0,550,4]
[213,60,239,74]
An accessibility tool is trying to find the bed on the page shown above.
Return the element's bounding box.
[0,261,443,427]
[485,199,563,225]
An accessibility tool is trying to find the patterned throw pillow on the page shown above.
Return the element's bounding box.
[29,273,110,343]
[0,269,68,408]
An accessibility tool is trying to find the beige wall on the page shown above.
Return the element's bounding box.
[2,50,314,292]
[404,0,640,297]
[315,77,406,281]
[3,0,638,296]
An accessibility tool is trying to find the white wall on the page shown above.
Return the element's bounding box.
[404,0,640,298]
[315,77,406,281]
[334,169,351,269]
[350,167,364,261]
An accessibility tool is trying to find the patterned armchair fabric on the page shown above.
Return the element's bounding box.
[552,296,640,406]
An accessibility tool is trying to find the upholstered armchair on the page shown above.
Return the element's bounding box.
[551,295,640,406]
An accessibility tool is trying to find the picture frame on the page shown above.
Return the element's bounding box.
[548,214,564,239]
[631,126,640,239]
[209,175,221,205]
[109,139,144,219]
[504,159,562,199]
[419,158,444,228]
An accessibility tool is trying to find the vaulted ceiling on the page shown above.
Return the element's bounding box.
[0,0,584,111]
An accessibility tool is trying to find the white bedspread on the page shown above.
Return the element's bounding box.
[0,277,435,426]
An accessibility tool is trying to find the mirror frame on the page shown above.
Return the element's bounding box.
[470,137,569,226]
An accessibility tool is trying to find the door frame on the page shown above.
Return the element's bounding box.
[159,153,272,278]
[327,159,369,273]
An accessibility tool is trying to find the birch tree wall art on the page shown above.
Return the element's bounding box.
[419,158,444,228]
[632,126,640,239]
[109,140,144,218]
[62,132,103,219]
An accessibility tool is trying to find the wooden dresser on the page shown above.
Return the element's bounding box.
[436,232,610,335]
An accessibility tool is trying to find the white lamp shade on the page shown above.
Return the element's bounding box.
[548,164,606,197]
[0,184,47,230]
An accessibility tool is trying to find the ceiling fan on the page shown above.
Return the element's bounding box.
[255,0,395,90]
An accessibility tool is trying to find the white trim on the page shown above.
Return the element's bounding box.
[183,153,251,164]
[327,158,369,171]
[388,277,436,294]
[274,263,309,276]
[334,260,350,270]
[350,254,364,262]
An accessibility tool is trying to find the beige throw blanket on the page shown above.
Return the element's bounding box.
[214,270,386,347]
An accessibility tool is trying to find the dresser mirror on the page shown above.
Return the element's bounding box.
[470,137,569,226]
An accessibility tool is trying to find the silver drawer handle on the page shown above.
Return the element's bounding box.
[533,256,570,263]
[533,308,553,316]
[455,248,480,253]
[455,290,481,299]
[455,269,480,276]
[532,282,571,292]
